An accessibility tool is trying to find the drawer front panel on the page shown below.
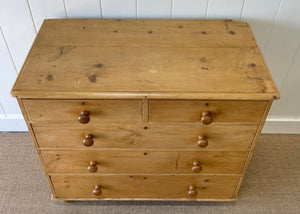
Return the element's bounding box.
[23,99,141,123]
[42,150,248,174]
[34,123,257,150]
[149,100,267,122]
[51,175,239,199]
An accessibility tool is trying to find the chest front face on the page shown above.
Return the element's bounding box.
[12,19,279,202]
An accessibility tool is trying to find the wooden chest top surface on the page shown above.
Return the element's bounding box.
[11,19,279,100]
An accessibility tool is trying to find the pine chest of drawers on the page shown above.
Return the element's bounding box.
[11,19,279,202]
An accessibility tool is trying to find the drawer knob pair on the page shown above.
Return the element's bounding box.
[200,111,213,125]
[88,161,98,173]
[188,185,197,196]
[92,185,102,196]
[78,110,90,124]
[83,134,94,147]
[197,135,208,147]
[93,185,197,197]
[192,161,202,173]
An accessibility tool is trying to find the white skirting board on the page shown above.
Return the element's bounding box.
[262,117,300,134]
[0,115,299,134]
[0,115,28,132]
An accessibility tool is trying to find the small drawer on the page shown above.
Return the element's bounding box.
[23,99,141,123]
[42,150,248,174]
[34,123,257,150]
[51,175,239,199]
[149,100,267,123]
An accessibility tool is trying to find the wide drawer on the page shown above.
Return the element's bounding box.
[51,175,239,199]
[42,150,248,174]
[23,99,141,123]
[34,123,257,150]
[149,100,267,122]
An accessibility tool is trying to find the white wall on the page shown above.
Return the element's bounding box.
[0,0,299,133]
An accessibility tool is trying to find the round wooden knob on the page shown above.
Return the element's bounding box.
[88,160,98,173]
[78,110,90,124]
[192,161,202,173]
[197,135,208,147]
[92,185,102,196]
[200,111,212,125]
[83,134,94,147]
[188,185,197,196]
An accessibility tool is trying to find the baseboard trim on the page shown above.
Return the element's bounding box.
[0,115,27,132]
[262,118,300,134]
[0,116,299,133]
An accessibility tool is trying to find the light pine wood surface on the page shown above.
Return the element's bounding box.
[34,19,255,47]
[22,99,142,123]
[41,150,248,175]
[51,175,240,199]
[11,20,280,202]
[233,100,273,197]
[149,100,267,122]
[34,123,257,150]
[11,19,279,100]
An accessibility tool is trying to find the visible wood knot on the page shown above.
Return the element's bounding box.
[228,31,236,35]
[247,63,256,67]
[199,57,206,62]
[46,75,53,81]
[178,25,184,29]
[88,74,97,83]
[148,30,152,34]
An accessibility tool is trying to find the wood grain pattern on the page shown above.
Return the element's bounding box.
[12,46,276,96]
[11,91,279,100]
[22,99,141,123]
[11,19,279,100]
[150,100,267,123]
[141,99,149,123]
[233,100,273,198]
[51,175,240,199]
[34,19,254,47]
[10,19,279,202]
[51,195,238,201]
[41,150,248,174]
[34,123,257,150]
